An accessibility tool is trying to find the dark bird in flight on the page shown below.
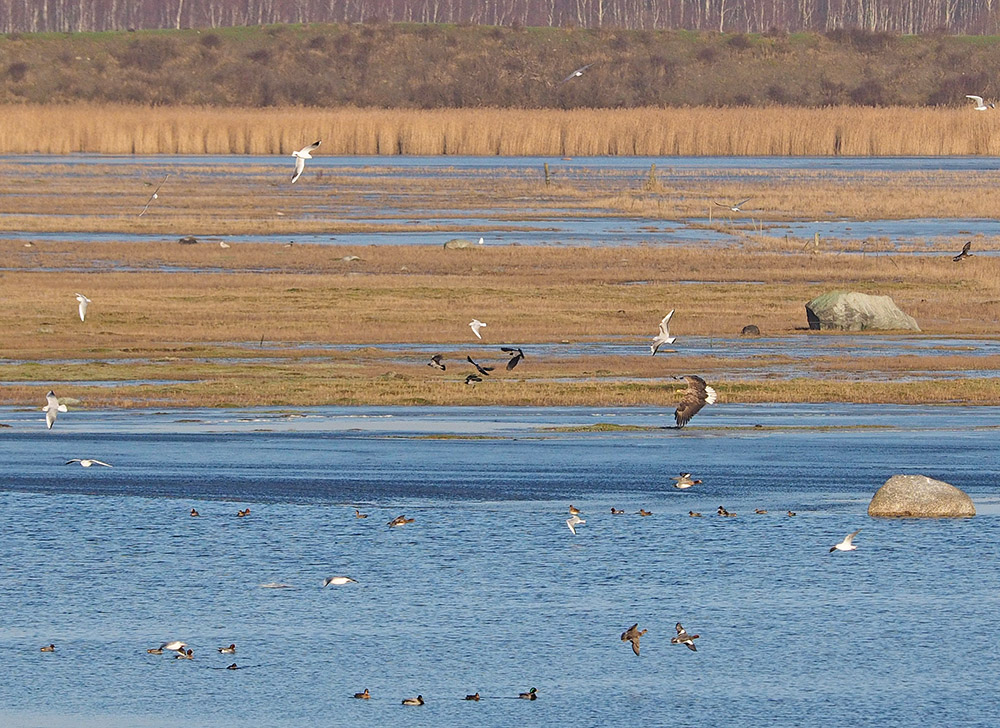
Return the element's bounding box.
[428,354,446,371]
[620,623,647,656]
[465,374,483,386]
[501,347,525,370]
[467,356,494,376]
[953,241,973,261]
[674,375,717,428]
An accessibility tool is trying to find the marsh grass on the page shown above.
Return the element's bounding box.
[2,242,1000,408]
[5,105,1000,157]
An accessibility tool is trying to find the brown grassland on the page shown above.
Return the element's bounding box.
[2,239,1000,409]
[6,104,1000,156]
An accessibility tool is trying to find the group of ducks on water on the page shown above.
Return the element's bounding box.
[566,503,861,552]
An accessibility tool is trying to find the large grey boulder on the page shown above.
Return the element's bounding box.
[868,474,975,518]
[805,291,919,331]
[443,238,476,250]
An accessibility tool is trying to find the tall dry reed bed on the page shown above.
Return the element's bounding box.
[3,104,1000,156]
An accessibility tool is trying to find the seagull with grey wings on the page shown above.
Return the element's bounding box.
[651,309,676,355]
[559,63,593,85]
[290,140,321,183]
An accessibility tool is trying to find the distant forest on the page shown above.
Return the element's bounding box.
[4,0,1000,35]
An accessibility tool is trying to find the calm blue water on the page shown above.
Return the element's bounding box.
[1,404,999,727]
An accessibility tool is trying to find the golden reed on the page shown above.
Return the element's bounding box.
[3,104,1000,156]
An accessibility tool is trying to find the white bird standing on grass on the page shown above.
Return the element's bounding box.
[966,95,994,111]
[75,293,91,322]
[469,319,486,339]
[290,140,321,183]
[651,309,676,355]
[830,529,861,553]
[42,391,68,430]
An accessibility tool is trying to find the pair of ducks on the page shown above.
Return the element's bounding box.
[237,508,251,517]
[621,623,699,654]
[608,508,652,516]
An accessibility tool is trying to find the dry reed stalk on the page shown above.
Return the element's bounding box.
[6,104,1000,156]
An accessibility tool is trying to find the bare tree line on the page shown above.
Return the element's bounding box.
[2,0,999,35]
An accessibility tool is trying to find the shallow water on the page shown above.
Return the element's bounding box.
[4,154,998,250]
[1,404,999,727]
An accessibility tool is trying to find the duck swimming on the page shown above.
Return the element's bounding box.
[610,507,624,515]
[190,508,200,517]
[353,688,370,699]
[637,509,652,517]
[464,692,480,701]
[40,644,55,652]
[355,509,368,519]
[518,687,538,700]
[218,644,236,654]
[402,695,424,706]
[174,649,194,660]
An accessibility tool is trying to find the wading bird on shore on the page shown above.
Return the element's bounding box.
[671,623,700,651]
[428,354,446,371]
[715,197,752,212]
[502,347,525,370]
[290,140,321,183]
[65,458,112,468]
[620,623,647,656]
[75,293,91,322]
[467,356,494,376]
[953,241,973,261]
[559,63,593,84]
[138,173,168,217]
[830,529,861,553]
[42,391,68,430]
[469,319,486,339]
[650,310,676,355]
[674,375,717,428]
[966,94,994,111]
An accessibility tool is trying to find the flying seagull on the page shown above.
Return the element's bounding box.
[428,354,446,371]
[138,173,169,217]
[671,623,700,651]
[953,241,973,262]
[75,293,91,322]
[290,140,321,183]
[674,375,717,428]
[469,319,486,339]
[323,576,357,587]
[42,391,68,429]
[467,356,494,376]
[620,623,647,656]
[715,197,752,212]
[651,309,676,355]
[65,459,112,468]
[501,347,525,370]
[830,529,861,553]
[966,94,994,111]
[559,63,593,85]
[566,514,585,535]
[672,472,701,489]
